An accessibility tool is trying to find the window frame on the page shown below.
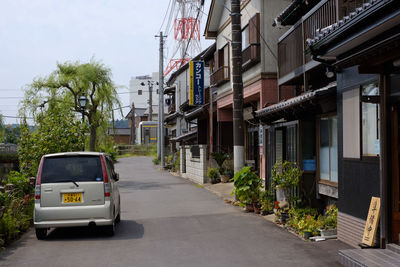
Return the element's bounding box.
[316,113,338,186]
[241,24,250,51]
[359,80,380,160]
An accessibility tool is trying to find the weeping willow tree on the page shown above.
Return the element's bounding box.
[21,59,122,152]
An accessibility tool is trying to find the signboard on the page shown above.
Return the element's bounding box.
[362,197,381,247]
[189,61,204,106]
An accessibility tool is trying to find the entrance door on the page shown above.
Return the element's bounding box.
[391,105,400,244]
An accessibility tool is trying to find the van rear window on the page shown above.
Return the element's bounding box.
[41,156,103,183]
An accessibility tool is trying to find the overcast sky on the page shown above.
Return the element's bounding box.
[0,0,212,124]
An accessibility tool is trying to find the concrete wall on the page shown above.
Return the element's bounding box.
[180,145,208,184]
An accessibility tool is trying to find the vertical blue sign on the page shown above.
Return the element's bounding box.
[189,61,204,106]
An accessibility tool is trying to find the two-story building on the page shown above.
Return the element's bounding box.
[204,0,290,177]
[307,0,400,252]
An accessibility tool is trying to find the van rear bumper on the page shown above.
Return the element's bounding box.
[34,218,113,228]
[34,201,113,228]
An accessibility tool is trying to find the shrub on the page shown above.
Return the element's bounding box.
[207,168,220,183]
[271,160,302,189]
[3,171,31,197]
[323,205,337,229]
[232,166,263,206]
[152,155,160,165]
[259,189,274,213]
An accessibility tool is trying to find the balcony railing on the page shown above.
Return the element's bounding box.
[242,44,261,72]
[210,66,230,87]
[278,0,337,84]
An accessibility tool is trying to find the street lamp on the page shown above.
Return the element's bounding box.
[78,92,88,151]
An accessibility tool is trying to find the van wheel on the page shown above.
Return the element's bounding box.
[115,205,121,223]
[105,221,115,236]
[35,228,47,240]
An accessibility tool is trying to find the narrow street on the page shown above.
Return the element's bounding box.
[1,157,349,267]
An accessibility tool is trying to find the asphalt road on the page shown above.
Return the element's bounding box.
[0,156,349,267]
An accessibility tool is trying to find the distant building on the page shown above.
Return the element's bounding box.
[129,73,159,109]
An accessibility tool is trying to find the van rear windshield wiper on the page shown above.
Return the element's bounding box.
[57,179,79,187]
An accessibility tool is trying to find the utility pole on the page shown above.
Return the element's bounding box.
[129,102,135,145]
[156,31,167,167]
[231,0,244,173]
[148,81,153,120]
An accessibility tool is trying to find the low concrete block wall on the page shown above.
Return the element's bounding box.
[180,145,207,184]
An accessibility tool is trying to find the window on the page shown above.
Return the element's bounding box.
[242,25,250,50]
[138,90,142,95]
[361,82,380,156]
[319,116,338,183]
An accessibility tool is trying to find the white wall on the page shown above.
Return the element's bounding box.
[129,72,159,109]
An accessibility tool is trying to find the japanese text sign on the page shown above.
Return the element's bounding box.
[189,61,204,106]
[362,197,381,247]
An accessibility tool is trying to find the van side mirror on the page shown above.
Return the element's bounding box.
[114,173,119,181]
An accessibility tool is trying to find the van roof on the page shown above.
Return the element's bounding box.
[43,152,105,158]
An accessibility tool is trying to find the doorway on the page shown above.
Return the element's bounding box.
[391,104,400,244]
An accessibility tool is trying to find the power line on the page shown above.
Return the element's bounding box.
[158,0,173,34]
[2,115,33,119]
[243,5,277,61]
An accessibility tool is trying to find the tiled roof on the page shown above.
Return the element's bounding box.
[306,0,382,48]
[255,82,336,119]
[164,112,182,123]
[170,130,197,142]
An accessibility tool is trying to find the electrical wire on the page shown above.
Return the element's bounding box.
[158,0,173,35]
[179,4,202,67]
[243,4,277,62]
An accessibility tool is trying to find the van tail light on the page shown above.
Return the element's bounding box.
[100,155,110,197]
[35,157,45,200]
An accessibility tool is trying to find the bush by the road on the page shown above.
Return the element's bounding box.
[0,171,34,246]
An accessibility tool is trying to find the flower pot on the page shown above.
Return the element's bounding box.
[220,175,230,183]
[253,203,261,214]
[245,203,254,212]
[319,228,337,237]
[303,231,312,239]
[280,212,288,224]
[276,187,288,202]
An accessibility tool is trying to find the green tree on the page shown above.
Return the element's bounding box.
[4,125,21,144]
[0,114,4,142]
[18,103,86,177]
[23,59,121,151]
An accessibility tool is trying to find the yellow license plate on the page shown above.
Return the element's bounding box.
[63,193,82,203]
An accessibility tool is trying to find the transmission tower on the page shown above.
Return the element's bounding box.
[164,0,204,76]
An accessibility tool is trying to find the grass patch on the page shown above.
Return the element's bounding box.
[194,184,204,188]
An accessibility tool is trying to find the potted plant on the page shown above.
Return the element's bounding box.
[297,215,319,239]
[207,168,220,184]
[231,166,263,212]
[320,205,338,237]
[259,189,274,215]
[220,159,233,183]
[271,160,302,207]
[212,151,229,177]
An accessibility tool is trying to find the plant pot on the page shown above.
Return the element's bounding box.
[280,212,289,224]
[245,203,254,212]
[253,203,261,214]
[220,175,230,183]
[303,231,312,239]
[276,187,287,202]
[319,228,337,237]
[261,210,269,216]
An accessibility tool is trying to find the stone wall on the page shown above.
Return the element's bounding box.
[180,145,208,184]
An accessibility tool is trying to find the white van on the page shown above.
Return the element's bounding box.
[33,152,121,239]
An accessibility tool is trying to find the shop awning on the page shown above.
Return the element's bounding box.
[255,82,336,123]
